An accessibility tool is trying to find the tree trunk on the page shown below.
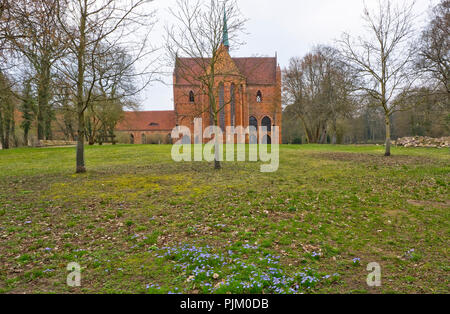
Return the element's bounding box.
[331,118,337,145]
[384,115,391,157]
[320,126,328,144]
[209,91,221,170]
[11,118,18,147]
[24,129,29,146]
[44,105,52,140]
[37,104,44,140]
[75,10,87,173]
[76,111,86,173]
[0,111,5,149]
[214,123,221,170]
[4,120,10,149]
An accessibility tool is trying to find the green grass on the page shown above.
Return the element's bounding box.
[0,144,448,294]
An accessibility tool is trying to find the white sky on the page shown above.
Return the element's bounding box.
[138,0,439,111]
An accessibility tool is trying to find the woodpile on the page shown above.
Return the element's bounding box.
[395,136,450,148]
[35,140,77,147]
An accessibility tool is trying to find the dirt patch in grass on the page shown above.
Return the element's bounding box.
[407,199,450,209]
[1,145,448,294]
[309,152,439,166]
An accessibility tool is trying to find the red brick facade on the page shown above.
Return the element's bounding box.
[115,111,176,144]
[115,46,282,145]
[173,46,282,144]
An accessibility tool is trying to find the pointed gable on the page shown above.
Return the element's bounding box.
[213,44,243,78]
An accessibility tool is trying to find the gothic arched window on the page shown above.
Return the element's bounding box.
[249,116,258,128]
[249,116,258,144]
[230,83,235,127]
[256,90,262,103]
[261,116,271,132]
[189,91,195,103]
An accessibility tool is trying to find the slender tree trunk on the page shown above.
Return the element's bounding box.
[75,9,87,173]
[76,111,86,173]
[4,114,10,149]
[331,118,337,144]
[11,118,18,147]
[0,110,5,149]
[45,104,52,140]
[299,117,311,144]
[37,103,44,140]
[24,129,29,146]
[37,69,51,140]
[385,115,391,157]
[320,125,327,144]
[209,89,221,170]
[214,115,221,170]
[43,63,52,140]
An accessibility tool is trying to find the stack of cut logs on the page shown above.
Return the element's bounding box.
[36,140,77,147]
[395,136,450,148]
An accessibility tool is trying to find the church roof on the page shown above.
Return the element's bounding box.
[233,57,278,85]
[116,111,176,132]
[174,57,278,86]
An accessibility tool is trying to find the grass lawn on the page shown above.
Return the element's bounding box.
[0,144,448,294]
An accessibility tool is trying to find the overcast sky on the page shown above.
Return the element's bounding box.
[139,0,439,111]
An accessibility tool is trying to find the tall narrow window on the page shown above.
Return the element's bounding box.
[219,83,225,131]
[230,83,235,127]
[249,116,258,128]
[262,116,271,132]
[189,91,195,103]
[249,116,258,144]
[256,90,262,103]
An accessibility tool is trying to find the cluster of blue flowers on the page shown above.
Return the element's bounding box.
[154,244,339,294]
[242,244,259,250]
[404,249,416,259]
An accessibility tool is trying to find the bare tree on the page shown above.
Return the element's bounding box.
[338,0,417,156]
[20,78,36,145]
[283,46,355,144]
[84,45,138,145]
[55,0,157,173]
[0,0,12,55]
[417,0,449,96]
[5,0,67,140]
[0,70,16,149]
[53,78,77,141]
[166,0,247,170]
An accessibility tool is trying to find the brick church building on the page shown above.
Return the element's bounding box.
[117,14,282,144]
